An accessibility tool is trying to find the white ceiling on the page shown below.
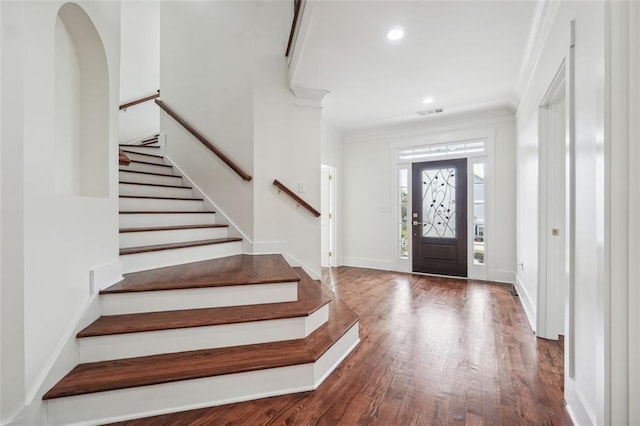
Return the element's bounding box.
[293,1,537,132]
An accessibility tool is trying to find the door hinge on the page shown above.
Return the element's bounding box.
[329,251,333,257]
[329,213,333,219]
[329,174,333,181]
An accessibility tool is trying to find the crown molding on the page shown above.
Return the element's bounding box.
[343,106,515,144]
[290,85,330,109]
[515,1,561,105]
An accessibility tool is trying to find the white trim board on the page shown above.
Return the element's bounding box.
[515,1,561,106]
[516,275,536,333]
[341,257,393,272]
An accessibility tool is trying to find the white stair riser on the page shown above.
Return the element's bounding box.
[120,152,166,165]
[119,197,204,212]
[79,306,329,363]
[45,324,359,426]
[119,170,183,186]
[119,146,162,155]
[127,162,175,175]
[119,183,193,198]
[119,227,228,249]
[119,213,216,228]
[101,281,297,315]
[120,240,242,273]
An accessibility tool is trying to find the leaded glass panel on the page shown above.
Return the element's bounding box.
[422,168,456,238]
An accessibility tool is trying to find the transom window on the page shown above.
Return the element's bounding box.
[398,140,486,161]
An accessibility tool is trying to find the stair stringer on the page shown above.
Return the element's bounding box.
[164,156,321,279]
[11,295,103,426]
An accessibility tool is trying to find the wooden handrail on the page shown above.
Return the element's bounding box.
[273,179,320,217]
[119,90,160,110]
[155,99,253,182]
[285,0,303,57]
[118,149,131,166]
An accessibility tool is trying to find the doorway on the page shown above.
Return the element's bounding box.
[537,63,568,340]
[412,158,468,277]
[321,165,336,268]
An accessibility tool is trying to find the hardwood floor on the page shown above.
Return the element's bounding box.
[110,267,571,426]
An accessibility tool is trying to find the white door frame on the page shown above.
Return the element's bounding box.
[537,61,569,341]
[390,129,495,280]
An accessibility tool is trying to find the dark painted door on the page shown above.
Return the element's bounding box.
[412,158,467,277]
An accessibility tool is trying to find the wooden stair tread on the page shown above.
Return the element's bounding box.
[119,144,160,149]
[79,277,331,337]
[120,224,228,233]
[43,272,357,400]
[119,211,215,214]
[119,195,203,201]
[120,150,164,159]
[102,254,300,294]
[119,181,192,189]
[129,159,172,168]
[119,237,241,256]
[118,169,179,178]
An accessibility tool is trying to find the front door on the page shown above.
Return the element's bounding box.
[412,158,467,277]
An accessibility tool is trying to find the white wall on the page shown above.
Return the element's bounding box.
[0,1,121,423]
[515,2,604,424]
[0,2,27,422]
[119,1,159,143]
[160,1,255,240]
[160,1,323,276]
[54,16,81,195]
[341,108,516,281]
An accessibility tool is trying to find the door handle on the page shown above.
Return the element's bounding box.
[413,221,422,226]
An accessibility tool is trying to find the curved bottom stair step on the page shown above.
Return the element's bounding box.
[109,254,301,293]
[77,272,332,362]
[104,254,301,315]
[42,266,360,426]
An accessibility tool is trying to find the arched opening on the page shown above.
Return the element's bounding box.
[55,2,109,197]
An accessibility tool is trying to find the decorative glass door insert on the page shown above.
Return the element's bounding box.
[422,168,456,238]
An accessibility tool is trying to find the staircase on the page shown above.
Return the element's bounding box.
[42,137,360,425]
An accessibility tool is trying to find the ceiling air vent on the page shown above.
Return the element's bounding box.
[416,108,444,117]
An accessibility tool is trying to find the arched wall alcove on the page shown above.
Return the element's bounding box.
[55,2,109,197]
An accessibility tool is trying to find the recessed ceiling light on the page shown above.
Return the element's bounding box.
[422,97,435,105]
[386,28,405,41]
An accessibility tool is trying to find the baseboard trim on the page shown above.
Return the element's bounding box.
[492,269,515,284]
[516,275,536,333]
[18,294,102,425]
[283,253,321,280]
[342,257,393,271]
[90,259,123,294]
[249,240,288,255]
[565,379,597,426]
[164,157,253,248]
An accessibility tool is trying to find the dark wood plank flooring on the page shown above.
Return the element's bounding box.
[110,266,571,426]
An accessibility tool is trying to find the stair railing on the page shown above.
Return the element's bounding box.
[273,179,320,217]
[285,0,303,57]
[155,99,253,182]
[119,90,160,111]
